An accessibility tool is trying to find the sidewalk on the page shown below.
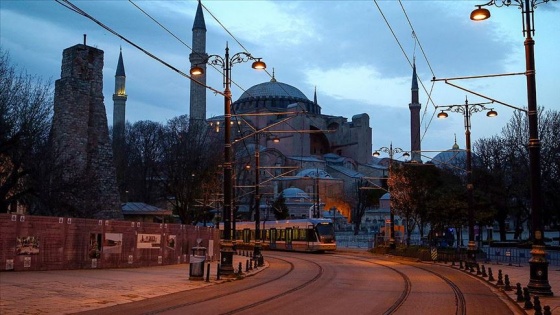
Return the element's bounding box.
[436,260,560,314]
[0,253,264,315]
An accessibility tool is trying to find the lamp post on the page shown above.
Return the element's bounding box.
[373,143,409,249]
[437,97,497,266]
[470,0,553,296]
[191,43,265,276]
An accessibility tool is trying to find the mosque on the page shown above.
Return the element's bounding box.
[111,1,427,224]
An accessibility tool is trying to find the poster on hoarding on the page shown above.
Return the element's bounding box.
[103,233,123,254]
[89,233,102,258]
[16,236,40,255]
[166,235,176,249]
[137,234,161,249]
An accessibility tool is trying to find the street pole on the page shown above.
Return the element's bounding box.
[190,43,265,277]
[470,0,552,296]
[221,45,234,275]
[253,133,263,266]
[464,99,476,267]
[373,143,409,250]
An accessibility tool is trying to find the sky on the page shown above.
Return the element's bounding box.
[1,0,559,161]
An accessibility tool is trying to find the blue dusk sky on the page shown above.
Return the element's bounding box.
[1,0,559,160]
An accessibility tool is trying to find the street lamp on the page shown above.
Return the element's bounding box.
[437,97,497,267]
[470,0,553,296]
[373,143,409,249]
[191,43,265,276]
[242,131,277,267]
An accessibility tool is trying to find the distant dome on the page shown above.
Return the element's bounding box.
[431,140,479,170]
[281,187,311,200]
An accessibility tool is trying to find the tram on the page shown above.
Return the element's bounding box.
[223,218,337,252]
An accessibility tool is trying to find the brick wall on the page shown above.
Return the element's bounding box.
[0,214,220,271]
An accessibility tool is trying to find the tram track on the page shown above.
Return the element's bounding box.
[332,252,466,315]
[139,254,323,315]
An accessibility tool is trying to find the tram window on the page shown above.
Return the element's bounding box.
[316,223,334,237]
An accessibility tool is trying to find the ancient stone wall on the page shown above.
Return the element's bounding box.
[51,44,122,219]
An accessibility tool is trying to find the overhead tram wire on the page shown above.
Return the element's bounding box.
[198,1,311,137]
[398,1,439,143]
[374,0,441,145]
[55,0,223,97]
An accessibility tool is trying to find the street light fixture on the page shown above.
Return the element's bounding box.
[470,0,554,296]
[372,143,409,249]
[437,97,497,267]
[190,43,265,276]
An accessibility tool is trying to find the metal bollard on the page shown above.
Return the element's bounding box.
[481,265,488,278]
[533,296,542,315]
[516,283,524,302]
[238,262,243,274]
[246,260,249,272]
[488,268,495,282]
[543,305,551,315]
[523,287,533,310]
[497,270,504,286]
[504,274,512,291]
[217,264,221,280]
[206,263,210,282]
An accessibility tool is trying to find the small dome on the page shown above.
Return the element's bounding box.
[281,187,310,200]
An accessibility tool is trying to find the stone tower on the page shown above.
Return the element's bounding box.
[189,0,208,124]
[112,48,127,199]
[409,60,422,163]
[51,41,122,219]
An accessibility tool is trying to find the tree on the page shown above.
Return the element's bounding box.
[0,50,53,213]
[390,162,440,246]
[272,195,289,220]
[162,116,222,224]
[124,120,165,204]
[352,178,384,235]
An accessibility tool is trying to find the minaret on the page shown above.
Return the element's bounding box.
[409,60,422,163]
[189,0,208,125]
[113,48,127,199]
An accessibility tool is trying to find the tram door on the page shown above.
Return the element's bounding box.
[286,228,293,250]
[270,228,277,249]
[243,228,251,245]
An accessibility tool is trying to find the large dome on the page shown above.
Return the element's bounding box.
[238,80,308,101]
[232,77,320,115]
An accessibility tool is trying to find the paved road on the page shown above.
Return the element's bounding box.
[2,250,559,314]
[71,251,519,315]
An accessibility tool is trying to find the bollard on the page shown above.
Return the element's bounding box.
[476,264,481,276]
[246,260,249,272]
[217,264,221,280]
[516,283,524,302]
[249,259,253,270]
[504,275,512,291]
[543,305,551,315]
[459,260,464,269]
[481,265,488,278]
[238,262,243,274]
[533,296,542,315]
[488,268,495,282]
[523,287,533,310]
[497,270,504,286]
[206,263,210,282]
